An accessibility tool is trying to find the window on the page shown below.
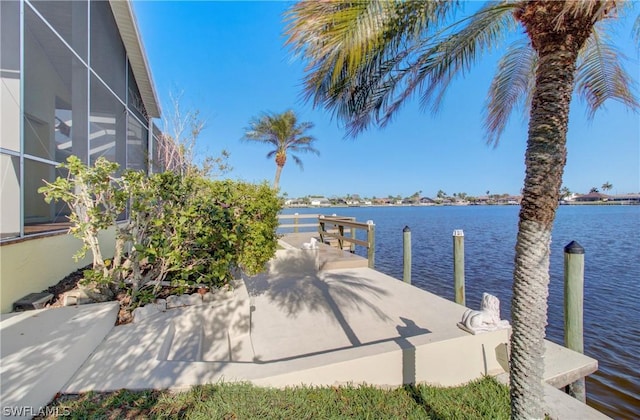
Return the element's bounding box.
[23,159,71,234]
[29,0,88,61]
[0,0,21,152]
[90,74,126,168]
[24,6,88,163]
[151,122,163,173]
[0,154,20,239]
[127,63,148,124]
[90,0,126,101]
[127,114,148,173]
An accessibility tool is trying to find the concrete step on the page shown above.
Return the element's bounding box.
[0,302,118,420]
[543,340,598,388]
[165,323,203,362]
[154,278,254,363]
[544,383,610,419]
[495,341,603,419]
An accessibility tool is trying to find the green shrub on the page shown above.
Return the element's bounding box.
[39,156,282,303]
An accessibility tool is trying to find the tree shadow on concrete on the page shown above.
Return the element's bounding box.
[244,251,392,349]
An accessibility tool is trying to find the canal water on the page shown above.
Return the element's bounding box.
[281,205,640,418]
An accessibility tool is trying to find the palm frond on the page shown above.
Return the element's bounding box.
[633,12,640,49]
[576,27,639,118]
[387,2,518,122]
[291,154,304,169]
[285,0,464,136]
[485,38,537,146]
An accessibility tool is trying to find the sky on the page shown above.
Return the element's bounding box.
[131,1,640,199]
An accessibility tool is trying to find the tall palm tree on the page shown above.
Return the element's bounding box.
[243,110,319,190]
[601,181,613,193]
[285,1,638,417]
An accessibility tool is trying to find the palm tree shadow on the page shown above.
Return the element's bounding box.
[244,251,392,347]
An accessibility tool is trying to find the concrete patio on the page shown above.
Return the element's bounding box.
[0,233,604,419]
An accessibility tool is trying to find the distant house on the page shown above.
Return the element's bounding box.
[561,193,580,202]
[474,196,491,205]
[285,199,307,207]
[607,194,640,204]
[574,192,610,202]
[310,197,331,207]
[419,197,436,205]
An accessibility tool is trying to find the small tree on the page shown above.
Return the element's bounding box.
[242,110,319,190]
[39,156,127,299]
[156,90,231,178]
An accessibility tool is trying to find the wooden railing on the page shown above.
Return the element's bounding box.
[277,214,376,268]
[318,215,375,268]
[277,213,319,233]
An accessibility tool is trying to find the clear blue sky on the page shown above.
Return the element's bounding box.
[132,1,639,199]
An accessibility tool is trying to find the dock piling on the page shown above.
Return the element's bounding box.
[367,220,375,269]
[564,240,586,402]
[403,226,411,284]
[453,229,465,306]
[294,213,299,233]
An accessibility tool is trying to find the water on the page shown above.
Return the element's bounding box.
[281,205,640,418]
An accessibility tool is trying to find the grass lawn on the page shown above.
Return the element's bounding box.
[40,376,509,419]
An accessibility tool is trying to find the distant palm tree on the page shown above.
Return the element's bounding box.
[243,110,319,190]
[285,2,638,417]
[601,181,613,193]
[590,187,600,193]
[560,186,572,199]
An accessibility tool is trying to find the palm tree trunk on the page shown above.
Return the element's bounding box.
[510,14,590,417]
[273,164,283,190]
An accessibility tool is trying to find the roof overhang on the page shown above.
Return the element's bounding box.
[109,0,161,119]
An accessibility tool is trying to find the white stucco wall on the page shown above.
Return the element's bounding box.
[0,228,116,313]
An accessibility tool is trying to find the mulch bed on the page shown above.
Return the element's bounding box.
[43,267,204,325]
[43,267,132,324]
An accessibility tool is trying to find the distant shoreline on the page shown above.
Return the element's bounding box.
[284,201,639,209]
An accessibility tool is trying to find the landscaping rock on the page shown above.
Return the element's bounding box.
[132,301,165,323]
[166,293,202,309]
[155,299,167,312]
[62,289,94,306]
[186,293,203,306]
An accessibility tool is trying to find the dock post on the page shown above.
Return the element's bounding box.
[318,215,325,244]
[350,223,356,253]
[403,226,411,284]
[453,229,465,306]
[564,240,586,402]
[294,213,299,233]
[367,220,375,269]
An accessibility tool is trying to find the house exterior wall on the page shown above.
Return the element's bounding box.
[0,0,161,312]
[0,228,116,313]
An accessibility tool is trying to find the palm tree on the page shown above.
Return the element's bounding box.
[243,110,319,190]
[285,2,638,417]
[601,181,613,193]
